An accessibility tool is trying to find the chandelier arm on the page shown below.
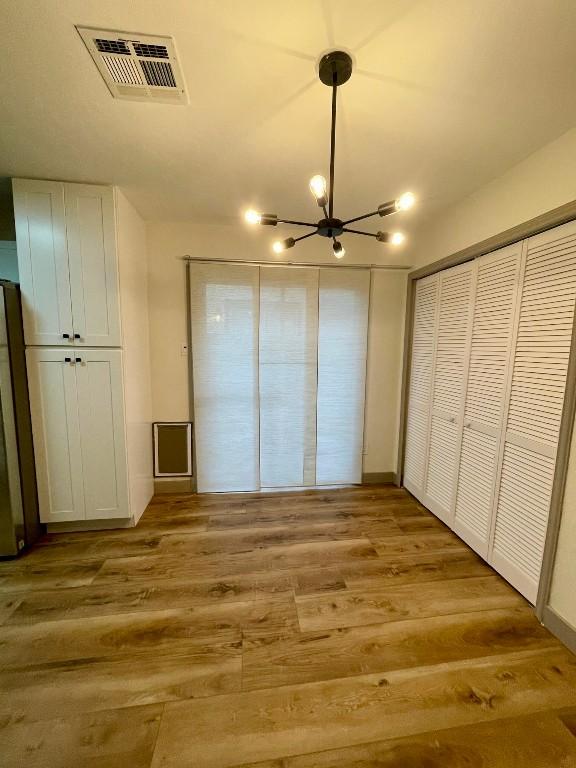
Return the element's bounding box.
[278,218,318,227]
[342,209,380,226]
[294,230,318,244]
[328,77,337,219]
[342,227,378,238]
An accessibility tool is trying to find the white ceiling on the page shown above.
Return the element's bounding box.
[2,0,576,236]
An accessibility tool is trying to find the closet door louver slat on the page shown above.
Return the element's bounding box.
[490,219,576,603]
[403,275,438,497]
[453,244,522,557]
[424,263,474,524]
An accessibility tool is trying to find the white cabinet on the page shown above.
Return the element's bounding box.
[490,220,576,602]
[424,262,474,525]
[26,348,129,524]
[13,179,121,347]
[453,243,522,557]
[75,348,129,519]
[25,349,84,523]
[12,180,74,346]
[404,220,576,604]
[403,275,438,498]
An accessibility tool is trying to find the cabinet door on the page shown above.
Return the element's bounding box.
[424,262,474,525]
[13,180,74,346]
[490,220,576,603]
[65,184,121,347]
[26,348,85,523]
[453,244,522,557]
[403,275,439,499]
[75,348,129,519]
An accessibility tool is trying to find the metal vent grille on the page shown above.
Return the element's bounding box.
[77,27,187,104]
[133,42,169,59]
[101,54,144,86]
[95,38,130,55]
[140,60,176,87]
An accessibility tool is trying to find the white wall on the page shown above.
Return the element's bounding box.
[364,270,406,474]
[549,423,576,631]
[146,221,408,476]
[408,126,576,633]
[116,190,154,522]
[410,127,576,268]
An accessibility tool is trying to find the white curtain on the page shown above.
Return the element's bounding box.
[189,263,370,492]
[189,263,260,492]
[259,267,319,488]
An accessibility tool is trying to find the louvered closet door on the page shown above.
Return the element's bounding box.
[490,220,576,603]
[403,275,438,499]
[453,244,522,557]
[424,263,474,524]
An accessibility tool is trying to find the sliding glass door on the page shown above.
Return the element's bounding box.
[189,262,370,493]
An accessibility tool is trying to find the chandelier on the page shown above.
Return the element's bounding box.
[243,50,415,259]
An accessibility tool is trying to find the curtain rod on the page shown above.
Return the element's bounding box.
[182,256,411,271]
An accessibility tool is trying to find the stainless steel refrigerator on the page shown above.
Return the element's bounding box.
[0,280,42,557]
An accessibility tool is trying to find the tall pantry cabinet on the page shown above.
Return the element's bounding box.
[403,219,576,603]
[13,178,153,527]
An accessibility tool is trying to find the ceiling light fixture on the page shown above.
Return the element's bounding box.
[243,50,415,258]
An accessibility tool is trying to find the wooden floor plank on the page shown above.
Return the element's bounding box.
[0,702,163,768]
[93,539,379,585]
[0,597,298,668]
[150,648,576,768]
[242,606,559,690]
[0,484,573,768]
[296,575,524,631]
[6,573,295,624]
[235,711,576,767]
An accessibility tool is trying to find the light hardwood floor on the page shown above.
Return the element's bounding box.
[1,485,576,767]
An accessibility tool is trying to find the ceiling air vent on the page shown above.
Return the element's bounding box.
[76,27,187,104]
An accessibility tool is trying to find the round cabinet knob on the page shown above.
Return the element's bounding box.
[62,333,70,339]
[64,357,72,363]
[75,357,82,364]
[74,333,81,340]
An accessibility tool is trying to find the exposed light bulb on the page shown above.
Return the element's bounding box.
[333,240,345,259]
[395,192,415,212]
[391,231,406,246]
[272,237,295,254]
[244,209,262,225]
[309,175,328,206]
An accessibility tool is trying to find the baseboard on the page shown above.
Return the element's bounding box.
[542,605,576,655]
[154,477,195,494]
[362,472,396,485]
[47,517,134,533]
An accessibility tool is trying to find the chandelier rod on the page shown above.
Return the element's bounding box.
[343,209,380,226]
[278,218,317,227]
[294,230,317,244]
[328,74,337,218]
[342,227,377,238]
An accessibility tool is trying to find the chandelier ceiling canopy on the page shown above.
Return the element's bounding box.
[243,50,416,259]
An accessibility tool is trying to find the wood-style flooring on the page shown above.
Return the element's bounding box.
[1,485,576,767]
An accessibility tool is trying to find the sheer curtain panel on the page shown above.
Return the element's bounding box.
[189,263,370,492]
[189,263,260,492]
